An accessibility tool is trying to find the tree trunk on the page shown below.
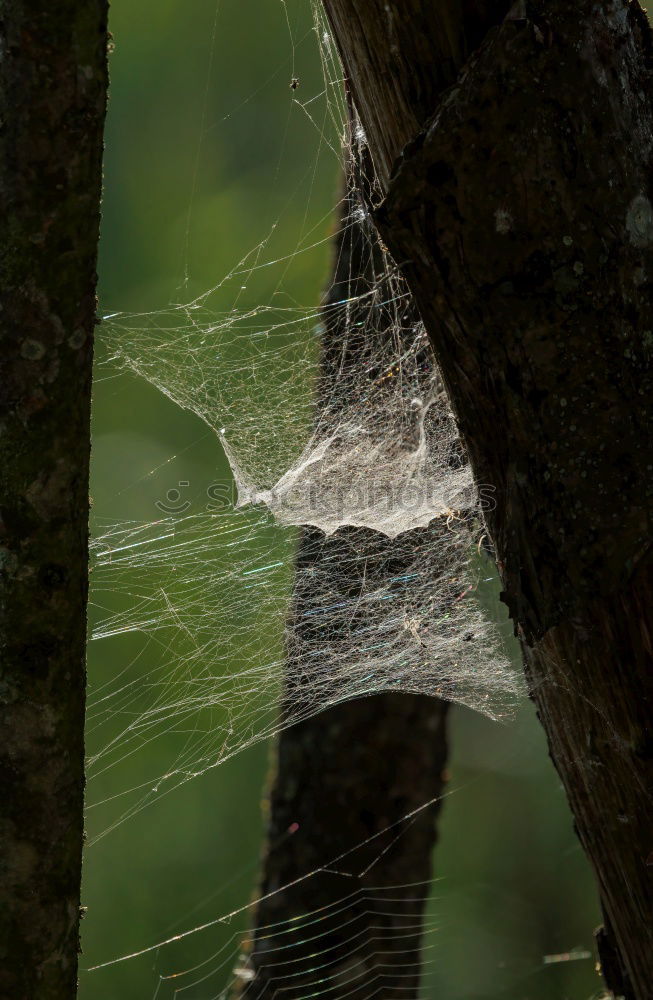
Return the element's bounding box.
[231,164,449,998]
[233,692,447,999]
[0,4,108,997]
[320,2,653,997]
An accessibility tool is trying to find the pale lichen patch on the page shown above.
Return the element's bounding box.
[494,206,513,234]
[626,194,653,248]
[20,339,46,361]
[67,328,86,349]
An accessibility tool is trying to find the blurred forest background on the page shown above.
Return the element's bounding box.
[82,0,602,997]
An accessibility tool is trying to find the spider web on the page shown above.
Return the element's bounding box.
[76,4,602,999]
[86,0,522,845]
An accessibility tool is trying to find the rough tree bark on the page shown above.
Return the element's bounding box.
[320,1,653,998]
[0,3,108,997]
[231,168,449,998]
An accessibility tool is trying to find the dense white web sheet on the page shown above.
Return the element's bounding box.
[104,274,472,537]
[89,281,521,839]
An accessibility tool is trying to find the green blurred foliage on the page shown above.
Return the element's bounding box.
[81,1,602,997]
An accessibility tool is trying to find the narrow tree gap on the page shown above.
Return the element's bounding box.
[230,147,450,999]
[0,3,108,996]
[320,2,653,997]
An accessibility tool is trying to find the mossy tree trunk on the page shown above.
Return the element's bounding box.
[0,3,108,997]
[321,1,653,997]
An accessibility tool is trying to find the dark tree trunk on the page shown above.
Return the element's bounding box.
[321,1,653,997]
[0,3,108,997]
[233,692,447,999]
[231,166,450,998]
